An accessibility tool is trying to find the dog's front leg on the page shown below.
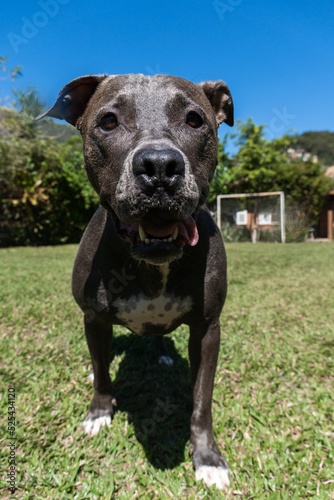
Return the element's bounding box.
[188,321,230,490]
[83,317,115,436]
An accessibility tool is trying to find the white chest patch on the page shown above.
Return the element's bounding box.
[113,266,192,335]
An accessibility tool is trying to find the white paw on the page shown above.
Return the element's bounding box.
[195,465,230,490]
[83,415,112,436]
[158,355,174,368]
[88,370,94,383]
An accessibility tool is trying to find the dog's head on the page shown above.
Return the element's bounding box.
[37,74,233,264]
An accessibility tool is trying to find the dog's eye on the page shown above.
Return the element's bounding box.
[99,114,118,131]
[186,111,203,129]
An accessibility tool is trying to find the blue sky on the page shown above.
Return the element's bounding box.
[1,0,333,148]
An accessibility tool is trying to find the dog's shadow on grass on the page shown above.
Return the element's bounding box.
[110,332,192,471]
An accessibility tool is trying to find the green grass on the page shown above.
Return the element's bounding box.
[0,242,333,499]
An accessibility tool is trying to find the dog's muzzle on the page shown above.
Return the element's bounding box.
[132,147,185,195]
[109,146,200,265]
[109,146,198,264]
[115,211,199,265]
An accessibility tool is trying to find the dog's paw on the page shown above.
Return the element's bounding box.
[158,355,174,368]
[83,415,112,436]
[195,465,230,490]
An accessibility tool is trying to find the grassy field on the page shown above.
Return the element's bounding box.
[0,242,333,499]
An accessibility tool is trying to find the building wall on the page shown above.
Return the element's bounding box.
[319,192,334,239]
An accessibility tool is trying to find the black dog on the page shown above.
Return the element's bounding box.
[37,74,233,489]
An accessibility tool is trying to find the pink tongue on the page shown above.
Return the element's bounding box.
[141,216,199,246]
[178,216,199,246]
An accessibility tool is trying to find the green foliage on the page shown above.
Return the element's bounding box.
[282,199,310,242]
[257,228,282,242]
[230,118,292,194]
[0,55,23,107]
[207,135,234,205]
[211,118,332,226]
[279,159,332,224]
[220,222,251,242]
[291,130,334,166]
[37,118,80,142]
[12,86,46,117]
[0,55,23,82]
[0,109,99,246]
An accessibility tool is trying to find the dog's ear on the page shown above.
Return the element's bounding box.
[197,80,234,127]
[35,74,107,127]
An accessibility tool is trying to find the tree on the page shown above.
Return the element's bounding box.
[211,118,332,226]
[277,157,332,223]
[0,57,99,246]
[12,86,46,117]
[290,131,334,166]
[0,56,23,81]
[0,107,99,246]
[0,55,23,106]
[229,118,291,194]
[207,136,234,206]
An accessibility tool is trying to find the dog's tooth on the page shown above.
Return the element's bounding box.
[167,237,172,243]
[163,239,168,243]
[145,238,150,244]
[172,226,179,240]
[139,224,147,241]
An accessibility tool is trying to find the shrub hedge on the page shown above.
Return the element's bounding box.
[0,109,99,246]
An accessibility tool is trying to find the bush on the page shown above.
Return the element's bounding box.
[285,203,310,243]
[258,228,282,243]
[211,119,332,228]
[220,223,251,242]
[0,109,99,246]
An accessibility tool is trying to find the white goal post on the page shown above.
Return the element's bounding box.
[216,191,286,243]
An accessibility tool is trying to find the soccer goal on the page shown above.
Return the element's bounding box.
[216,191,286,243]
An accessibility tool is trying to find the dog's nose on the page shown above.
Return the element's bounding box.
[132,148,185,192]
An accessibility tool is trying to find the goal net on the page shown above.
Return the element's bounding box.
[216,192,286,243]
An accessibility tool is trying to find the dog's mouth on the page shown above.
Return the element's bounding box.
[138,213,199,246]
[114,211,199,264]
